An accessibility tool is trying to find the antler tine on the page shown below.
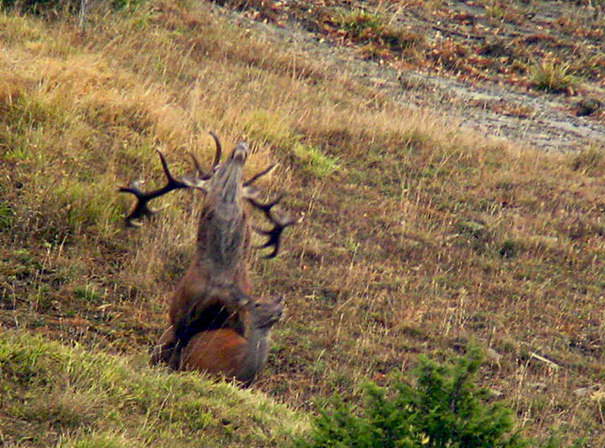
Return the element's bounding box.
[188,152,212,180]
[209,131,222,169]
[119,150,190,227]
[247,195,303,258]
[244,164,277,187]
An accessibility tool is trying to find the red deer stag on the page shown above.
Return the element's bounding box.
[120,133,300,383]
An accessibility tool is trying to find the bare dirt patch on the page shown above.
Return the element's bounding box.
[216,0,605,152]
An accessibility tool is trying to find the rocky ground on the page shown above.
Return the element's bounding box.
[218,0,605,152]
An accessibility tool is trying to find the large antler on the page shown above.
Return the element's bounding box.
[120,134,222,227]
[182,132,223,182]
[119,150,191,227]
[244,169,303,258]
[248,196,302,258]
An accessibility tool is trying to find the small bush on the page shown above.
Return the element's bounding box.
[296,347,529,448]
[335,9,383,43]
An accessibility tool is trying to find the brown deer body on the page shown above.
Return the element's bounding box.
[155,143,253,368]
[180,297,283,386]
[121,134,299,382]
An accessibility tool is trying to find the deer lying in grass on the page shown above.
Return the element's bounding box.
[180,296,283,386]
[120,133,300,383]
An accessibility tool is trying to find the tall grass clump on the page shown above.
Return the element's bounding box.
[570,146,605,175]
[530,59,577,93]
[335,8,383,42]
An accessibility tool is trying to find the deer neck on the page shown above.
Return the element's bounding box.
[194,157,250,275]
[195,206,249,274]
[238,322,271,384]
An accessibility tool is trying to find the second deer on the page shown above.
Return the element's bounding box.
[120,133,300,384]
[180,296,284,386]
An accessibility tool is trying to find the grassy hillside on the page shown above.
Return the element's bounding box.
[0,331,304,446]
[1,0,605,446]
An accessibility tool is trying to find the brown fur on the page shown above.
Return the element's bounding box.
[179,298,283,386]
[151,143,254,369]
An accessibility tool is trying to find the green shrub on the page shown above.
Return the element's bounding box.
[296,347,528,448]
[335,9,383,43]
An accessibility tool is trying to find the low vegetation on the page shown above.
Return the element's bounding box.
[530,59,577,94]
[0,331,305,446]
[218,0,604,106]
[297,346,531,448]
[0,0,604,446]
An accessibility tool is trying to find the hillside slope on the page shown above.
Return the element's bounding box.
[0,331,304,446]
[1,0,605,445]
[222,0,605,152]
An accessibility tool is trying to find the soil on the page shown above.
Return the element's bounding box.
[214,0,605,152]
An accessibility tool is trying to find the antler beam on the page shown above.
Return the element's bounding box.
[119,133,223,226]
[119,150,190,227]
[247,195,303,258]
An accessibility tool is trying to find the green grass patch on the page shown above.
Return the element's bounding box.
[292,142,339,178]
[0,331,307,447]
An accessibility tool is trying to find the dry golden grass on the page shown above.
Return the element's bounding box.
[1,1,605,445]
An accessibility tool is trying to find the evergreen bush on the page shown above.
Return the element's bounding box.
[296,347,527,448]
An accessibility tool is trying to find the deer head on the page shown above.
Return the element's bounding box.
[119,132,302,259]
